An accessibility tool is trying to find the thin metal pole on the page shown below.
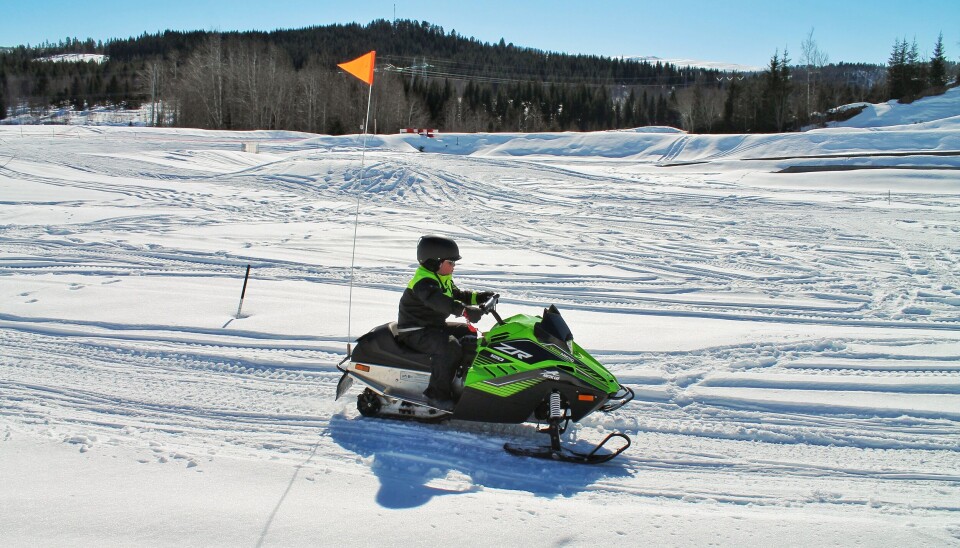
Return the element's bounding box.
[236,264,251,319]
[346,80,374,350]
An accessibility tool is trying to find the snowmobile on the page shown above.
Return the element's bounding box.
[335,295,634,464]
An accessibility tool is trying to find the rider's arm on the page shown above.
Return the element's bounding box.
[450,283,480,305]
[413,278,466,316]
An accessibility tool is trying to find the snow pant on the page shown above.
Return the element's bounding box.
[398,323,477,401]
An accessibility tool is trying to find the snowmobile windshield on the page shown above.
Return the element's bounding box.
[535,305,573,351]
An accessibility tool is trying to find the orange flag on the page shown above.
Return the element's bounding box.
[338,51,376,85]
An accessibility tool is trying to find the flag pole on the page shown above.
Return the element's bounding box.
[346,62,375,354]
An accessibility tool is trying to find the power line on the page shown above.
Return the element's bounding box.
[377,54,705,88]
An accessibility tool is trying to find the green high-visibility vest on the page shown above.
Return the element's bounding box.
[407,266,477,304]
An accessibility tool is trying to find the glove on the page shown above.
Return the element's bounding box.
[462,306,484,323]
[476,291,497,304]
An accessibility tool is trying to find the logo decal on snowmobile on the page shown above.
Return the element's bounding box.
[541,370,560,381]
[476,377,543,397]
[545,344,576,363]
[492,343,534,360]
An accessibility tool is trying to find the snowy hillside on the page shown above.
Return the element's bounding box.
[1,90,959,546]
[35,53,108,64]
[828,86,960,129]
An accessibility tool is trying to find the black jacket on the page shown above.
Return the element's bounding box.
[398,266,476,329]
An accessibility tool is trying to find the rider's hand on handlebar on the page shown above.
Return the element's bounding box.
[462,306,484,323]
[476,291,496,304]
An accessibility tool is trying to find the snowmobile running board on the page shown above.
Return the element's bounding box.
[504,432,631,465]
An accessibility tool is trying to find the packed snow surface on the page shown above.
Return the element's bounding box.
[1,89,959,546]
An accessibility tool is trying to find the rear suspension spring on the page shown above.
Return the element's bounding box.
[549,391,562,420]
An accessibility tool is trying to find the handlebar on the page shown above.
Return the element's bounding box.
[480,293,505,325]
[480,293,499,312]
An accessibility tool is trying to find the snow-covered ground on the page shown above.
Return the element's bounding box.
[1,89,959,546]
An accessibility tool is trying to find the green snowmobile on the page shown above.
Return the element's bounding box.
[336,296,634,464]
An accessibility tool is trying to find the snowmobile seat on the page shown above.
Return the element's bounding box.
[351,322,433,372]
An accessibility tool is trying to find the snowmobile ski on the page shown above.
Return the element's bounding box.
[504,432,631,465]
[335,370,354,401]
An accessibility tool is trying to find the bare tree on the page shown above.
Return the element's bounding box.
[674,75,724,132]
[266,46,296,129]
[181,34,227,128]
[296,59,331,133]
[371,73,413,134]
[137,59,164,126]
[801,28,829,123]
[444,95,464,132]
[161,51,181,126]
[674,86,696,131]
[231,42,292,129]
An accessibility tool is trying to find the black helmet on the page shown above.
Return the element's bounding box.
[417,235,461,267]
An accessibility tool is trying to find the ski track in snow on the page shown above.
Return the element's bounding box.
[1,123,959,542]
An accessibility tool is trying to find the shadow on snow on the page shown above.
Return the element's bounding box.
[327,413,631,509]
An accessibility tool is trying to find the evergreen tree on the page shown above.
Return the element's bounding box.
[0,68,6,120]
[906,39,926,97]
[929,32,947,87]
[624,89,637,128]
[722,76,741,131]
[887,38,910,100]
[761,50,792,131]
[69,76,83,108]
[105,75,121,104]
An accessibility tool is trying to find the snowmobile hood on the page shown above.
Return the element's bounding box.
[482,310,621,394]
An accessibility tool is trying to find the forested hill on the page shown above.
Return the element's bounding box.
[0,19,914,134]
[105,20,689,85]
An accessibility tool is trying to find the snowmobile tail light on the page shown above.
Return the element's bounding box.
[578,394,596,402]
[355,364,370,372]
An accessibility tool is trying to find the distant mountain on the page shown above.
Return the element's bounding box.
[623,56,763,73]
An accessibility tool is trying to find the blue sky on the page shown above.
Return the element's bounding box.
[3,0,958,67]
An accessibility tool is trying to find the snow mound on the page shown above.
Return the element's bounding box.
[828,85,960,129]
